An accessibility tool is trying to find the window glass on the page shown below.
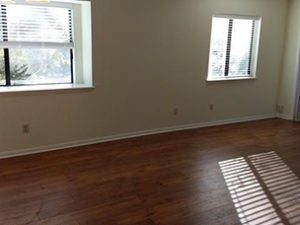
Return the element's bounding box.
[209,18,228,77]
[229,19,254,76]
[10,48,72,85]
[0,49,5,85]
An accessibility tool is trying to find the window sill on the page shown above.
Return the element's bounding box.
[207,76,256,82]
[0,83,95,94]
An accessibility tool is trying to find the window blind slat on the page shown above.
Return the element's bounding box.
[248,20,255,75]
[0,4,73,48]
[224,19,233,76]
[0,41,73,49]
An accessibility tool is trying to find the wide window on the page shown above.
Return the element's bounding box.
[0,3,74,86]
[207,15,261,81]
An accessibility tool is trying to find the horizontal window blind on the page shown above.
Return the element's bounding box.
[0,4,73,48]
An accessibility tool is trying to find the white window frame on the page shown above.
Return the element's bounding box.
[0,0,93,93]
[207,14,262,82]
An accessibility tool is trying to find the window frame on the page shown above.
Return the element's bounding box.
[207,14,262,82]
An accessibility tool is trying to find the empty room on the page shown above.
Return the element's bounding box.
[1,0,300,224]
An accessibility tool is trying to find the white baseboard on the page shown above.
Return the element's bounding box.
[0,113,276,159]
[276,113,293,120]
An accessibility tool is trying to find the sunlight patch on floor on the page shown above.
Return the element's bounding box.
[219,155,283,225]
[220,151,300,224]
[249,152,300,225]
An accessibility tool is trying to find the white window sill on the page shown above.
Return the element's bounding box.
[0,83,95,94]
[207,76,256,82]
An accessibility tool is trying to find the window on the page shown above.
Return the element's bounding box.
[0,0,93,92]
[0,3,74,86]
[207,15,261,81]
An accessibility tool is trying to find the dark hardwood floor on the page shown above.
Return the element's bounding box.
[1,119,300,225]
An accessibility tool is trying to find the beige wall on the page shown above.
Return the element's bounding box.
[278,0,300,120]
[0,0,288,154]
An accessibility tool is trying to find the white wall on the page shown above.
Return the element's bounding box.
[0,0,288,155]
[277,0,300,120]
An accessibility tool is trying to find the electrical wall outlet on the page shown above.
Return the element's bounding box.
[276,105,284,114]
[22,124,30,134]
[173,108,179,116]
